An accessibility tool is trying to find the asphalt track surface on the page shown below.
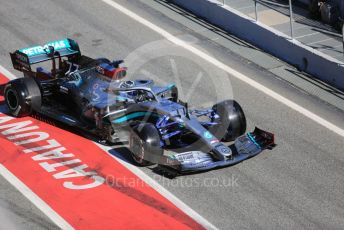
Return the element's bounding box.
[0,0,344,229]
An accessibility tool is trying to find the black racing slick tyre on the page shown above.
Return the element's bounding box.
[210,100,246,142]
[129,123,163,166]
[4,78,41,117]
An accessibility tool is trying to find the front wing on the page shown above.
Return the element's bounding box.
[163,127,275,173]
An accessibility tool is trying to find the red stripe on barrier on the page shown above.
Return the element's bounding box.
[0,73,203,229]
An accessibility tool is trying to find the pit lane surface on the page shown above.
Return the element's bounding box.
[0,0,344,229]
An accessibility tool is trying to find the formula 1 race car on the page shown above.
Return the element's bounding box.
[4,38,275,173]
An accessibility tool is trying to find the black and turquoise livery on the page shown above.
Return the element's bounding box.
[4,38,275,174]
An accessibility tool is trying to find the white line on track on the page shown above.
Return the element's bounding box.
[101,0,344,138]
[0,164,74,230]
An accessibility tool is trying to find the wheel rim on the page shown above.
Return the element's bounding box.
[6,89,19,110]
[130,135,145,164]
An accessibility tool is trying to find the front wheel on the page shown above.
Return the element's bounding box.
[129,123,163,166]
[210,100,246,142]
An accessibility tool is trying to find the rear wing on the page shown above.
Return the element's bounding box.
[10,38,81,71]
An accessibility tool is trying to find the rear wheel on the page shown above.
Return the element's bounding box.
[4,78,41,117]
[129,123,162,166]
[210,100,246,142]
